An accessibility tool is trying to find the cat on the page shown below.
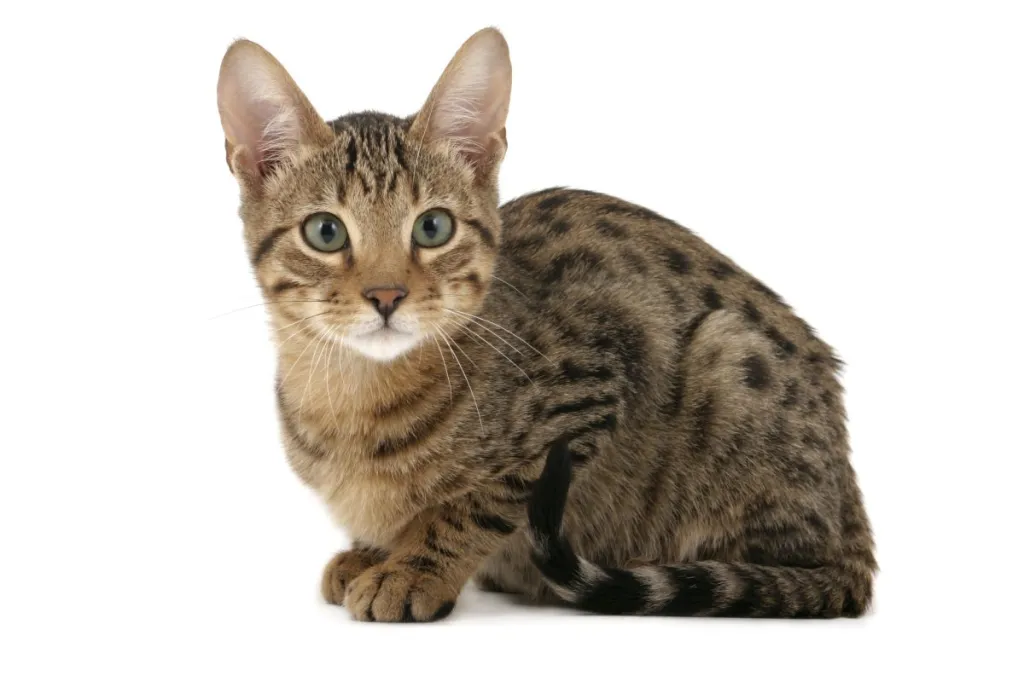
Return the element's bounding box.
[216,27,875,622]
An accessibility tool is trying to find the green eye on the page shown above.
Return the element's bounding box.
[412,209,454,248]
[301,212,348,252]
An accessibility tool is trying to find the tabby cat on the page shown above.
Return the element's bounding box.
[216,27,875,622]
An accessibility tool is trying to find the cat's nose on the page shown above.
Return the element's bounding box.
[363,285,408,321]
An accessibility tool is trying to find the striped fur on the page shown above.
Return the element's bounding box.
[526,438,873,617]
[217,28,876,622]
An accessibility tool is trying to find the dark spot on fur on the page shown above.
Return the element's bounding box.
[600,201,669,223]
[271,279,303,294]
[741,300,762,324]
[252,226,292,266]
[692,397,714,453]
[590,308,648,395]
[345,137,357,172]
[469,510,516,535]
[463,218,495,248]
[664,249,691,274]
[741,355,770,389]
[424,526,458,559]
[404,555,440,575]
[546,395,619,418]
[500,472,535,495]
[544,249,604,284]
[537,194,569,212]
[595,219,627,238]
[765,326,797,357]
[550,220,571,235]
[392,134,407,171]
[702,285,723,310]
[709,260,736,279]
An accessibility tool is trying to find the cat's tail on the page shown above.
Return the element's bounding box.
[525,438,873,618]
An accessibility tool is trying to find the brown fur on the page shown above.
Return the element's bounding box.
[217,28,875,621]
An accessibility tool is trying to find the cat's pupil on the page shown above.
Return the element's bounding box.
[423,217,438,237]
[320,221,336,242]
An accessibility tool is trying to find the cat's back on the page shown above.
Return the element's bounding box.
[493,187,836,373]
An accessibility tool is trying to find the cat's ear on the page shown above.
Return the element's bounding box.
[410,28,512,183]
[217,39,333,183]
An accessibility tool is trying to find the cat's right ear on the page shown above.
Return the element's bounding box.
[410,28,512,185]
[217,39,333,185]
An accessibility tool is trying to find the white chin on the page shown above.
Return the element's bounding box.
[344,329,420,362]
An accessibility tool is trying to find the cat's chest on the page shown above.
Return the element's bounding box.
[315,465,419,546]
[283,408,431,545]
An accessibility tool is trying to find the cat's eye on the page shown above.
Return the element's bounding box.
[301,212,348,252]
[412,209,455,248]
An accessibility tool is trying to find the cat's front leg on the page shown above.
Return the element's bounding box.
[345,499,520,622]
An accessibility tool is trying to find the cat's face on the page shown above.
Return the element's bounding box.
[218,30,511,361]
[240,115,502,360]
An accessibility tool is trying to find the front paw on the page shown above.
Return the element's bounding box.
[345,563,459,622]
[321,547,385,605]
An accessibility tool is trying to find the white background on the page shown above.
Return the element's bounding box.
[1,1,1021,679]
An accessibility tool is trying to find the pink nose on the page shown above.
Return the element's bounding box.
[363,286,408,320]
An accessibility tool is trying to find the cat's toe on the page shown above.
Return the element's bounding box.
[320,548,382,605]
[345,565,458,623]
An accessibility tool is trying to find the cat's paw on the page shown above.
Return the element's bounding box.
[345,564,459,622]
[321,548,384,606]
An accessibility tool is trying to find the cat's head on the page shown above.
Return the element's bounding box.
[217,29,511,361]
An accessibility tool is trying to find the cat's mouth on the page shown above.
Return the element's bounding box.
[358,327,413,342]
[344,327,419,362]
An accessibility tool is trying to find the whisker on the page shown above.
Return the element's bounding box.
[435,326,478,369]
[449,319,535,387]
[279,326,324,386]
[325,325,343,436]
[429,325,454,404]
[436,324,484,434]
[445,310,524,356]
[490,276,527,299]
[300,328,334,411]
[207,299,330,321]
[274,311,334,334]
[277,321,317,350]
[445,307,554,365]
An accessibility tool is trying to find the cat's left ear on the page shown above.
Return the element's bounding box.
[410,28,512,185]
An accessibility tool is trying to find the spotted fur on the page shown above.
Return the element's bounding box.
[217,28,875,622]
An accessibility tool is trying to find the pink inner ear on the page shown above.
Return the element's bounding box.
[220,86,287,176]
[419,33,511,171]
[218,56,291,174]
